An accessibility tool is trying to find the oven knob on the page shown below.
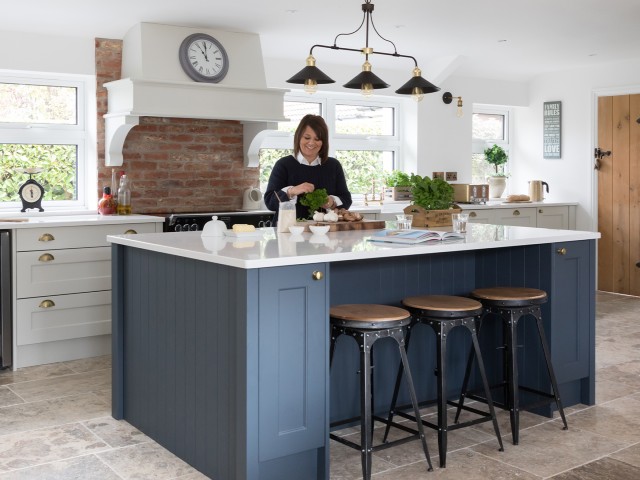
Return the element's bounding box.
[174,224,182,232]
[190,223,198,231]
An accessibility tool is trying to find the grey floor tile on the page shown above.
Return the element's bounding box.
[0,393,110,436]
[61,355,112,374]
[82,417,150,448]
[0,423,108,471]
[0,364,76,387]
[549,456,640,480]
[610,443,640,468]
[566,396,640,443]
[97,442,202,479]
[0,454,122,480]
[470,420,629,477]
[0,388,24,409]
[7,369,110,403]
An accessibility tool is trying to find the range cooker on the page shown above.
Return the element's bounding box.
[163,210,274,232]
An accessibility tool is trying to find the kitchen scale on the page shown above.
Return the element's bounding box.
[17,168,45,212]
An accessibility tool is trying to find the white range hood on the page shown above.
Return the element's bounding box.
[103,23,287,167]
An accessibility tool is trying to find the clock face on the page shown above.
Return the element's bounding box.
[179,34,229,83]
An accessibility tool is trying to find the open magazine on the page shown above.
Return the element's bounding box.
[369,229,465,244]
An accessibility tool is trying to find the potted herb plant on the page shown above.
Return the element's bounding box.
[384,170,413,201]
[484,144,508,198]
[404,174,459,227]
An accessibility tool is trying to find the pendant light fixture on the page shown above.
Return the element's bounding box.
[286,1,439,101]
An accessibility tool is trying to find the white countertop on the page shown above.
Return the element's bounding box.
[0,214,164,229]
[107,224,599,270]
[350,201,577,214]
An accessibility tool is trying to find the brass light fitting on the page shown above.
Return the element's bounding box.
[286,0,439,101]
[443,91,464,117]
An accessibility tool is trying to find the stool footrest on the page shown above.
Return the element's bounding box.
[390,400,498,432]
[330,415,423,453]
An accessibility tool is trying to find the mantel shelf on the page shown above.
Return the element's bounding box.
[103,78,287,166]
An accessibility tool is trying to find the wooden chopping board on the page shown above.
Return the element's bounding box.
[296,219,385,232]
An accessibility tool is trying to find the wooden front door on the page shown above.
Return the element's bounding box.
[597,94,640,295]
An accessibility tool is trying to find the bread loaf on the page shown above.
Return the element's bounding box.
[506,194,530,202]
[232,224,256,232]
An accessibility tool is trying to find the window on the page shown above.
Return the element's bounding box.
[471,107,510,184]
[0,73,94,210]
[259,93,401,198]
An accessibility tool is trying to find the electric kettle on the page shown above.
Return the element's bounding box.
[528,180,549,202]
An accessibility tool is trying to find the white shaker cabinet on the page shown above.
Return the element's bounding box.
[13,220,161,368]
[494,207,537,227]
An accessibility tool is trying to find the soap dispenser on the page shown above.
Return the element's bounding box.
[201,216,227,237]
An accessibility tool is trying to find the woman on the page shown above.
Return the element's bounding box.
[264,114,352,222]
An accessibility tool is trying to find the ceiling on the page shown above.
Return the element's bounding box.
[5,0,640,82]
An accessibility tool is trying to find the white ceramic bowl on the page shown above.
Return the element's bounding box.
[309,225,330,235]
[288,225,304,235]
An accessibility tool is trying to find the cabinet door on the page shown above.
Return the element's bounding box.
[17,290,111,345]
[17,247,111,298]
[466,209,495,224]
[495,207,536,226]
[537,206,569,229]
[257,263,327,462]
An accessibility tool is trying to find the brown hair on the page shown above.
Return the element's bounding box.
[293,114,329,164]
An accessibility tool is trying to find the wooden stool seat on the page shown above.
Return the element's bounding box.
[330,304,410,323]
[471,287,547,305]
[403,295,483,313]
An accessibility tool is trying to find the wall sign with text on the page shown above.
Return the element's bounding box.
[543,101,561,159]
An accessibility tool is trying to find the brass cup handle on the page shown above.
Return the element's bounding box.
[124,229,138,234]
[469,212,477,218]
[557,248,567,255]
[39,299,56,308]
[539,209,544,214]
[312,271,323,281]
[38,253,55,262]
[38,233,55,242]
[513,210,520,216]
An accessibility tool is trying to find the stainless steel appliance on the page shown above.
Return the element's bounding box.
[452,184,489,204]
[163,211,274,232]
[0,231,12,368]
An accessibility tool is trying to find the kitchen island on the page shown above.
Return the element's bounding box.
[108,224,599,480]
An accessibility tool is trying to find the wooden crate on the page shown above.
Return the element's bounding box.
[403,205,461,228]
[384,187,413,201]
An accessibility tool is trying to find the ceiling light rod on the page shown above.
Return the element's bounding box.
[286,0,440,101]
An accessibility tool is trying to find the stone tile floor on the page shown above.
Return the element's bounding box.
[0,291,638,479]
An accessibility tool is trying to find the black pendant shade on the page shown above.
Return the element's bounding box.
[286,65,335,85]
[285,1,439,100]
[395,75,440,95]
[343,70,389,90]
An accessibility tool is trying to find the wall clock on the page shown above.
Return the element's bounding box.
[18,169,45,212]
[179,33,229,83]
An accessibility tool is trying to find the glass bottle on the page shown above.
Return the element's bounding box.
[116,175,132,215]
[97,186,117,215]
[110,169,119,210]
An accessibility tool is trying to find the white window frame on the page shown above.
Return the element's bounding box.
[0,71,96,212]
[471,105,512,154]
[259,90,403,201]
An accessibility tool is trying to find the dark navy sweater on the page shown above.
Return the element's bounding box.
[264,155,352,221]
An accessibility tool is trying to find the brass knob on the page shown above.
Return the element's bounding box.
[513,210,520,216]
[124,229,137,234]
[469,211,477,218]
[38,253,55,262]
[312,271,323,281]
[539,209,544,214]
[557,247,567,255]
[38,299,56,308]
[38,233,55,242]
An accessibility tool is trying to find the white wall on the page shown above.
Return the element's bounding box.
[514,58,640,231]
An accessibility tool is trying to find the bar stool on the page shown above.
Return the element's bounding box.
[455,287,568,445]
[329,304,433,479]
[383,295,504,468]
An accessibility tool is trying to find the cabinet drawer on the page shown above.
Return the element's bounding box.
[17,247,111,298]
[536,206,569,229]
[17,291,112,345]
[494,207,536,227]
[466,209,495,224]
[17,222,157,251]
